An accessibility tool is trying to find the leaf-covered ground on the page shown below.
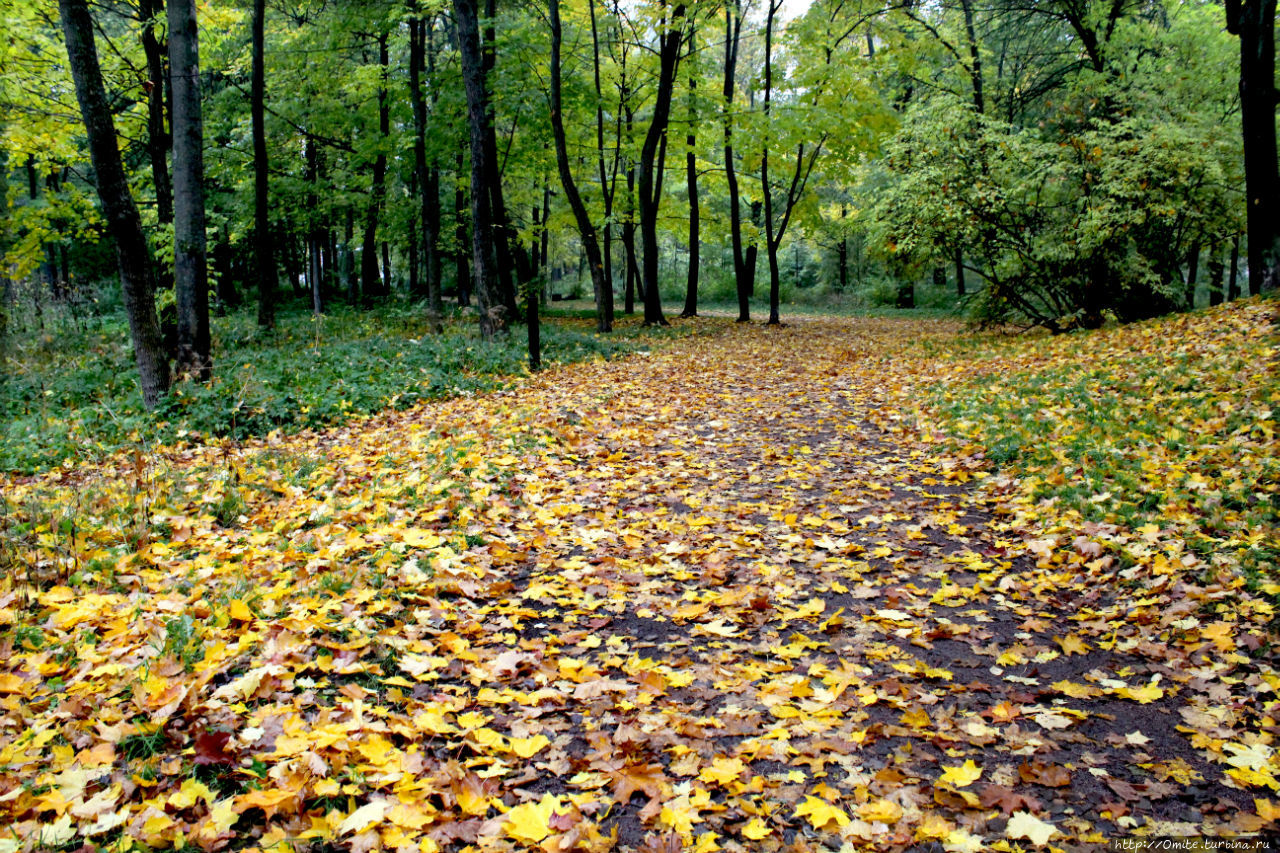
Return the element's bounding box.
[1,302,1277,852]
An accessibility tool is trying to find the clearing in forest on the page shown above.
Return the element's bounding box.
[0,304,1277,852]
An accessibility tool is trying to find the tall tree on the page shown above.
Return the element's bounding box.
[454,0,505,336]
[722,0,751,321]
[1225,0,1280,293]
[362,29,391,301]
[168,0,211,380]
[637,0,686,326]
[251,0,275,328]
[59,0,170,406]
[588,0,617,327]
[549,0,612,333]
[681,24,700,318]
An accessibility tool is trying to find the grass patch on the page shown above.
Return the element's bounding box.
[924,298,1280,589]
[0,299,667,474]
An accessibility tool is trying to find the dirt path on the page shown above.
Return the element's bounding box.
[0,317,1275,851]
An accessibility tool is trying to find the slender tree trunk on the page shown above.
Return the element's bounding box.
[1185,244,1200,308]
[140,0,173,229]
[637,3,685,326]
[960,0,985,113]
[761,0,780,325]
[60,0,170,406]
[362,31,390,302]
[454,152,472,307]
[681,27,700,318]
[421,14,444,326]
[550,0,611,333]
[251,0,275,328]
[168,0,211,380]
[1208,243,1225,306]
[1228,233,1241,299]
[723,0,750,321]
[453,0,504,335]
[1227,0,1280,293]
[955,247,966,296]
[344,208,358,303]
[588,0,616,325]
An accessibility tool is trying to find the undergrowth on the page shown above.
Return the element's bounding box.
[0,300,664,474]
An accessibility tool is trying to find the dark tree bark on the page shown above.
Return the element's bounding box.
[454,151,472,307]
[168,0,211,380]
[955,247,966,296]
[550,0,611,332]
[637,2,685,326]
[423,15,444,325]
[1184,244,1200,308]
[960,0,984,113]
[681,26,700,318]
[1207,243,1225,306]
[1226,0,1280,293]
[344,208,358,303]
[453,0,504,336]
[722,0,751,321]
[140,0,173,228]
[760,0,779,324]
[759,0,824,326]
[251,0,275,328]
[60,0,170,406]
[1228,233,1241,299]
[361,30,391,301]
[305,138,324,314]
[588,0,616,325]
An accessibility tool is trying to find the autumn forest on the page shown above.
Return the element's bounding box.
[0,0,1278,849]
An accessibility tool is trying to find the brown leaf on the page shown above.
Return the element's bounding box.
[979,784,1042,815]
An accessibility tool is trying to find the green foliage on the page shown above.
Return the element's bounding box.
[0,301,639,474]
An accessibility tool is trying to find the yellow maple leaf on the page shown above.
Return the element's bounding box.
[915,813,953,840]
[1116,684,1164,703]
[505,794,565,844]
[401,529,443,548]
[698,756,746,786]
[741,818,772,840]
[338,800,388,835]
[509,734,551,758]
[794,795,851,829]
[229,599,253,621]
[1006,811,1057,846]
[858,798,903,824]
[938,759,983,788]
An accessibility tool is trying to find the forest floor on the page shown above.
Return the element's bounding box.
[0,302,1278,852]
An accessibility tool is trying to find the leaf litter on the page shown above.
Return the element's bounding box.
[0,303,1277,852]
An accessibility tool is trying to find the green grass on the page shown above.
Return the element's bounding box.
[0,299,658,474]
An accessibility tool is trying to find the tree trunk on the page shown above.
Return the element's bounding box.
[681,27,699,318]
[1207,243,1225,306]
[761,0,780,325]
[1227,0,1280,293]
[454,151,471,307]
[168,0,211,381]
[251,0,275,328]
[140,0,173,229]
[637,3,684,326]
[362,30,390,302]
[722,0,751,322]
[453,0,504,336]
[1184,244,1200,308]
[588,0,616,326]
[550,0,611,332]
[344,207,359,303]
[955,247,966,296]
[60,0,170,407]
[1228,233,1241,299]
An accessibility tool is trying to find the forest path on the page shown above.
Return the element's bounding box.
[0,316,1274,851]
